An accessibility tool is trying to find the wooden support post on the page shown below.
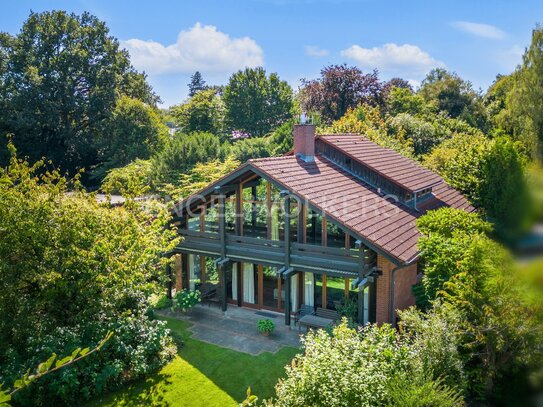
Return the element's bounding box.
[297,203,305,244]
[201,256,206,288]
[236,262,242,307]
[258,264,264,308]
[235,183,243,236]
[251,185,257,234]
[369,280,377,323]
[357,241,365,324]
[218,262,228,312]
[322,274,327,309]
[200,203,206,234]
[283,193,291,268]
[266,182,272,240]
[284,273,291,326]
[175,254,183,292]
[166,262,173,299]
[217,187,226,259]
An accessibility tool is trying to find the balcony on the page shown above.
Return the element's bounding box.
[176,229,360,278]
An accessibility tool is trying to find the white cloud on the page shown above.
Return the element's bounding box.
[340,43,444,77]
[121,23,264,75]
[451,21,506,39]
[305,45,329,57]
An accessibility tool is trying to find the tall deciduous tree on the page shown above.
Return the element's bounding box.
[223,67,293,137]
[93,95,168,180]
[0,11,157,178]
[171,88,225,136]
[419,68,487,130]
[508,25,543,158]
[300,64,384,122]
[188,71,206,97]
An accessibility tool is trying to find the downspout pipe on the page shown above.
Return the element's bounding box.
[389,252,421,327]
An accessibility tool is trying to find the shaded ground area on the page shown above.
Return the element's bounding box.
[160,305,301,355]
[89,314,300,407]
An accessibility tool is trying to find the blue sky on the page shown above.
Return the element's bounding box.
[1,0,541,106]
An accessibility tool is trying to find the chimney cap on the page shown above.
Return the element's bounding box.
[299,112,313,125]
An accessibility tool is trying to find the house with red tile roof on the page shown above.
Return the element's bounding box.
[169,123,473,327]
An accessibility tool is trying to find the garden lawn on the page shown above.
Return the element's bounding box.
[89,316,299,407]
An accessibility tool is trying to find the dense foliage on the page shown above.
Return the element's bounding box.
[224,67,294,136]
[269,321,463,407]
[0,147,178,405]
[93,95,168,180]
[414,208,543,402]
[171,88,225,136]
[424,135,531,241]
[188,71,206,97]
[150,131,228,187]
[301,64,384,122]
[0,11,158,183]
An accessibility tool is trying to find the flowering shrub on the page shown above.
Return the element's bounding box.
[173,289,201,312]
[271,319,462,407]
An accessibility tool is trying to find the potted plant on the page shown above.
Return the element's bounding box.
[173,289,201,314]
[257,319,275,336]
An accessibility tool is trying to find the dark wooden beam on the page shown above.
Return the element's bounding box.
[236,262,242,307]
[282,192,291,268]
[216,186,226,259]
[235,183,243,236]
[166,262,173,300]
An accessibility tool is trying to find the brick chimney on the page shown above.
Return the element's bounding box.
[293,124,315,162]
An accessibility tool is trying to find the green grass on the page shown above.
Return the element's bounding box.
[89,316,299,407]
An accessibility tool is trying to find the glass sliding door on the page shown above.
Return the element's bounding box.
[242,263,258,306]
[262,266,279,308]
[325,276,345,310]
[188,254,202,291]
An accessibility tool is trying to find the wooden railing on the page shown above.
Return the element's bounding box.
[177,229,360,277]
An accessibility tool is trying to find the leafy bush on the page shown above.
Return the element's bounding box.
[150,293,172,310]
[424,135,532,242]
[150,131,229,187]
[271,320,459,406]
[0,147,178,406]
[335,298,357,322]
[161,156,240,201]
[256,319,275,335]
[324,104,415,158]
[171,88,225,136]
[386,374,464,407]
[173,290,201,312]
[231,137,272,162]
[101,158,153,197]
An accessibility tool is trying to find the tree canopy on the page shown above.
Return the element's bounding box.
[223,67,293,137]
[171,88,225,136]
[0,10,158,182]
[188,71,207,97]
[300,64,384,122]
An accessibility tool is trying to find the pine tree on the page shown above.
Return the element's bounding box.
[188,71,206,97]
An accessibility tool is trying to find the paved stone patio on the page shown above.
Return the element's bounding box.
[158,305,303,355]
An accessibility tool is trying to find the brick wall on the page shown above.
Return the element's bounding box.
[375,255,418,325]
[376,255,392,324]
